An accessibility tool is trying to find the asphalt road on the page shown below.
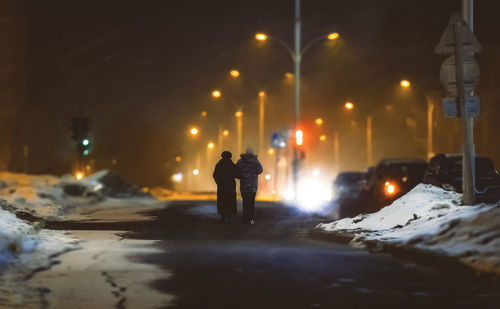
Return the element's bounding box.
[45,200,500,309]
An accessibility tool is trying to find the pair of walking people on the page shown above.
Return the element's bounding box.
[213,148,263,224]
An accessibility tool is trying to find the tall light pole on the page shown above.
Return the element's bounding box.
[255,13,339,197]
[235,111,243,154]
[258,91,266,155]
[400,80,436,160]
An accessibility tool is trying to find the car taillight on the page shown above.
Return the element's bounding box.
[384,181,398,196]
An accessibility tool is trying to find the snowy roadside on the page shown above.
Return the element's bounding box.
[316,184,500,275]
[0,170,161,306]
[0,207,78,306]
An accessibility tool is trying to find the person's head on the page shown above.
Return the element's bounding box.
[245,147,254,155]
[221,151,232,159]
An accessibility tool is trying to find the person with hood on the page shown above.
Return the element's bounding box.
[213,151,238,223]
[236,147,263,224]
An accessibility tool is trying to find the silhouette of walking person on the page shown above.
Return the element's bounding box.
[236,147,263,224]
[213,151,238,223]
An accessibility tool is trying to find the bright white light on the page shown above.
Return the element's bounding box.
[295,176,332,212]
[265,174,271,180]
[82,139,90,146]
[312,169,320,177]
[284,189,295,201]
[172,173,183,182]
[193,169,199,176]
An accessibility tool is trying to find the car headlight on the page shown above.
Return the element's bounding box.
[384,181,398,196]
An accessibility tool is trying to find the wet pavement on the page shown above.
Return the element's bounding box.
[45,201,500,308]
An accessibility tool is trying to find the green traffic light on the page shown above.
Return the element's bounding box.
[82,139,90,146]
[83,149,90,156]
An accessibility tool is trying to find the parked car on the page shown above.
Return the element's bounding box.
[333,172,366,218]
[362,158,427,212]
[423,153,500,203]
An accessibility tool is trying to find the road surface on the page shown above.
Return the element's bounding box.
[26,200,500,308]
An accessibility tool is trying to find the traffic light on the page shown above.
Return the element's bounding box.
[295,129,303,146]
[70,115,91,156]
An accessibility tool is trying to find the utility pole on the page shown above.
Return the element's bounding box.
[366,116,373,167]
[436,6,481,205]
[292,0,301,198]
[461,0,476,204]
[258,91,265,154]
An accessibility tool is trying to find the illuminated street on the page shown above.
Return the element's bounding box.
[21,200,498,308]
[1,0,500,308]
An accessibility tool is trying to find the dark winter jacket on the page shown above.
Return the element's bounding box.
[236,153,263,193]
[213,158,238,214]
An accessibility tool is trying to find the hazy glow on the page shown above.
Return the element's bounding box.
[222,130,229,136]
[319,135,327,142]
[295,130,303,146]
[344,102,354,110]
[259,91,266,97]
[400,80,411,88]
[172,173,183,182]
[265,174,271,180]
[175,156,182,162]
[212,90,222,98]
[201,111,207,117]
[284,72,294,80]
[75,171,84,180]
[193,169,199,176]
[255,33,268,41]
[83,149,89,156]
[230,70,240,78]
[315,118,324,125]
[268,148,275,155]
[207,142,215,149]
[190,127,199,135]
[82,139,90,146]
[296,176,332,212]
[384,181,397,195]
[312,169,320,177]
[328,32,339,40]
[235,111,243,118]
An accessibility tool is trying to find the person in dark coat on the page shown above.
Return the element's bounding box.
[213,151,238,223]
[236,147,263,224]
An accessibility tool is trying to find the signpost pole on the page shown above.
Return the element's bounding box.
[454,18,476,205]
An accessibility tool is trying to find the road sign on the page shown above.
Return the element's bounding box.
[271,131,289,149]
[442,96,480,118]
[440,54,479,96]
[435,13,482,55]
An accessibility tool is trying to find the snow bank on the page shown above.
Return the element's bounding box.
[317,184,500,274]
[0,206,36,261]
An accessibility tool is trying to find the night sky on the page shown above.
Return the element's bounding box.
[2,0,500,186]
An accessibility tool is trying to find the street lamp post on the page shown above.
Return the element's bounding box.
[255,3,339,197]
[235,111,243,154]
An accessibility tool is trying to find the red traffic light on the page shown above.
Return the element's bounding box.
[295,129,303,146]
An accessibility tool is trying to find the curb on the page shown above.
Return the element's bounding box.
[310,228,499,282]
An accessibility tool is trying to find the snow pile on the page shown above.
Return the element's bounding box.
[0,206,37,261]
[317,184,500,274]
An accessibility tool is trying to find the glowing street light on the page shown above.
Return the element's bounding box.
[192,169,199,176]
[172,173,183,182]
[259,91,265,97]
[319,135,327,142]
[235,111,243,118]
[190,127,199,136]
[255,33,268,41]
[175,156,182,162]
[207,142,215,149]
[400,80,411,88]
[222,130,229,136]
[212,90,222,98]
[201,111,207,117]
[327,32,340,40]
[230,70,240,78]
[265,174,271,180]
[315,118,324,125]
[268,148,275,155]
[344,102,354,110]
[75,171,84,180]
